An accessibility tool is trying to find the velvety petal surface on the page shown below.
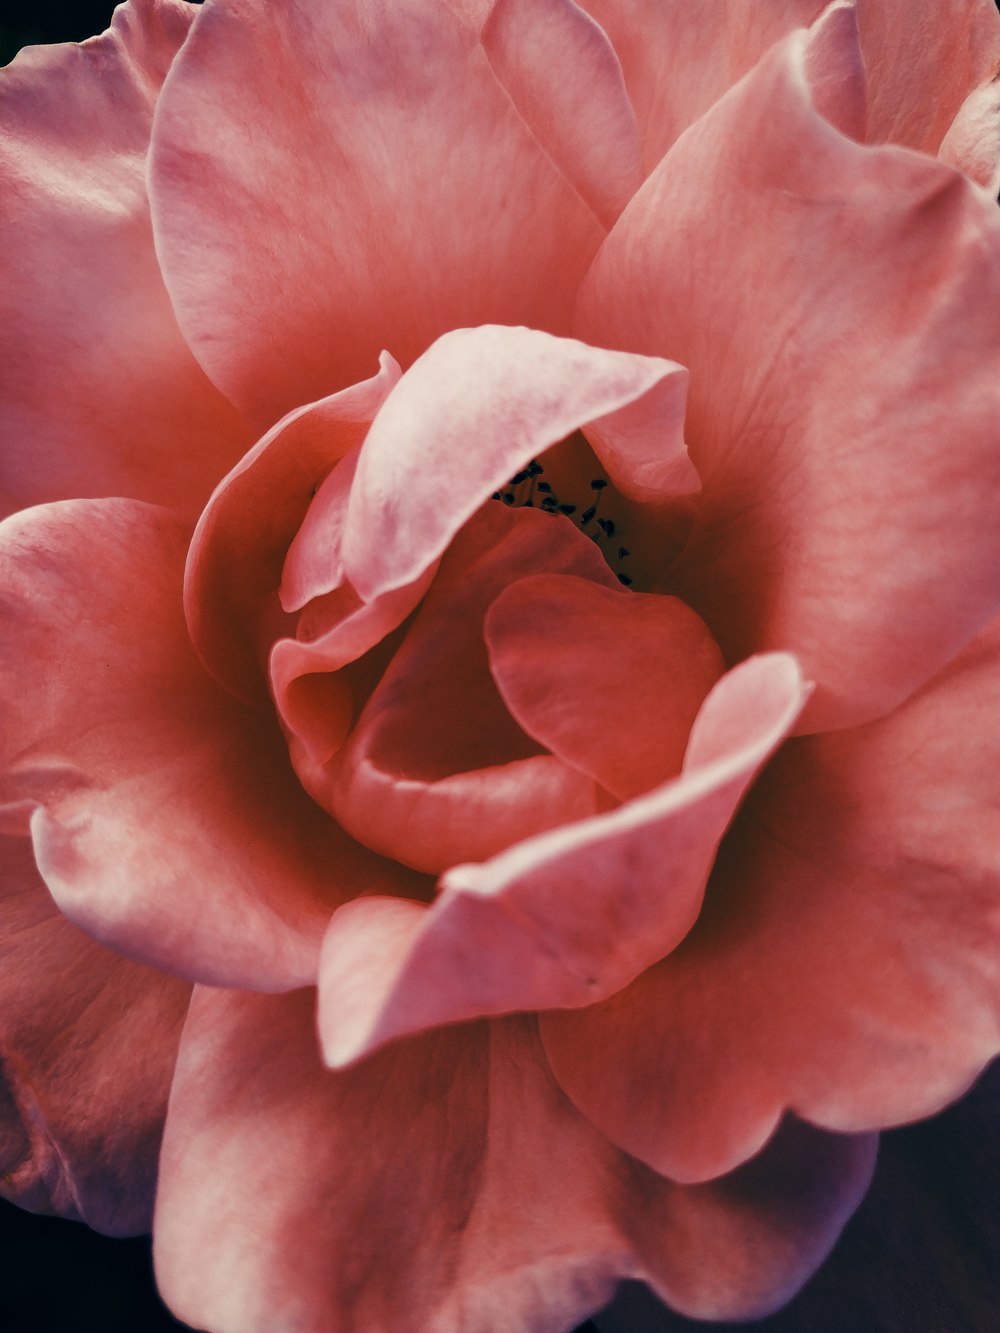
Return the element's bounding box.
[318,654,808,1067]
[486,573,724,799]
[0,834,189,1236]
[0,500,423,991]
[155,987,876,1333]
[577,6,1000,731]
[148,0,605,428]
[0,0,251,519]
[543,619,1000,1185]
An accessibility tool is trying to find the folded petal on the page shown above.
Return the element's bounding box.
[319,505,611,874]
[0,834,189,1236]
[486,573,724,799]
[318,653,807,1067]
[155,988,875,1333]
[0,500,424,991]
[577,6,1000,731]
[343,325,687,602]
[543,620,1000,1184]
[148,0,604,428]
[0,0,251,519]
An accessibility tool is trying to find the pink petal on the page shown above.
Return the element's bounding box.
[318,653,808,1068]
[185,354,399,702]
[155,988,876,1332]
[476,0,642,226]
[939,74,1000,195]
[487,573,724,799]
[343,325,687,602]
[318,504,612,874]
[147,0,605,429]
[542,619,1000,1185]
[0,834,189,1235]
[577,5,1000,731]
[0,500,426,991]
[0,0,251,519]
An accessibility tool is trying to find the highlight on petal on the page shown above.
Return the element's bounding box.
[155,988,876,1333]
[185,353,399,701]
[542,620,1000,1185]
[148,0,603,427]
[577,4,1000,732]
[318,653,809,1069]
[939,73,1000,195]
[0,834,189,1236]
[342,324,689,602]
[0,0,251,519]
[0,499,425,992]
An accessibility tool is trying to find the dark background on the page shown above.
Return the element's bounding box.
[1,2,999,1331]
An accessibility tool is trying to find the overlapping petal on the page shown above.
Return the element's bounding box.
[0,834,189,1235]
[148,0,607,428]
[0,0,251,519]
[577,5,1000,732]
[0,500,425,992]
[154,987,876,1333]
[543,620,1000,1185]
[317,654,808,1068]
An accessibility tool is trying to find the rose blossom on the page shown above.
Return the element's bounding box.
[2,0,999,1330]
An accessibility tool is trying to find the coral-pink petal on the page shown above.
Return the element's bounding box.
[478,0,642,226]
[321,506,613,874]
[0,0,251,519]
[577,8,1000,732]
[343,325,682,601]
[148,0,603,429]
[487,574,724,799]
[939,75,1000,195]
[318,654,808,1067]
[0,834,189,1235]
[155,988,875,1332]
[0,500,421,991]
[185,355,399,701]
[543,619,1000,1185]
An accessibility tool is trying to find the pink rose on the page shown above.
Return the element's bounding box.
[2,1,999,1330]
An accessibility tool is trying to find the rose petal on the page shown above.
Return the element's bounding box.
[0,0,250,519]
[577,5,1000,731]
[319,505,612,874]
[185,354,400,701]
[0,500,426,991]
[486,573,724,800]
[148,0,605,428]
[939,74,1000,196]
[318,653,808,1068]
[155,988,875,1332]
[543,619,1000,1185]
[0,834,189,1235]
[343,325,688,602]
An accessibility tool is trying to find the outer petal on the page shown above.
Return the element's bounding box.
[154,988,876,1333]
[543,620,1000,1185]
[0,835,189,1236]
[148,0,604,428]
[0,0,251,519]
[577,7,1000,732]
[0,500,426,991]
[317,654,808,1068]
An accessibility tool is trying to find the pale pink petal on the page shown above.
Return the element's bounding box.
[184,354,399,701]
[0,500,426,991]
[343,325,687,602]
[476,0,642,226]
[543,620,1000,1185]
[148,0,605,428]
[318,505,613,874]
[155,988,876,1332]
[318,654,808,1067]
[577,6,1000,731]
[939,73,1000,195]
[487,573,724,800]
[0,834,189,1235]
[0,0,251,519]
